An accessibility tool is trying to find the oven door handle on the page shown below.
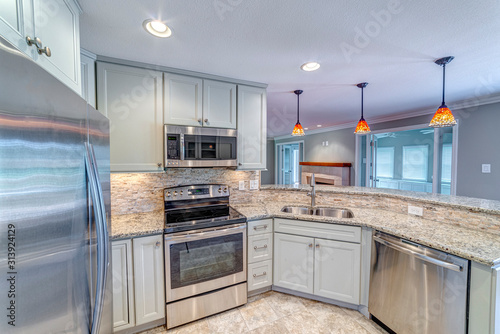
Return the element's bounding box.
[165,223,246,243]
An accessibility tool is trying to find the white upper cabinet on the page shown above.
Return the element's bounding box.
[164,74,237,129]
[96,62,164,172]
[237,85,267,170]
[0,0,82,93]
[164,73,203,127]
[202,80,236,128]
[80,50,96,108]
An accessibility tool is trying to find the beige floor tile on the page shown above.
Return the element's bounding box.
[354,316,389,334]
[139,325,168,334]
[280,310,330,334]
[264,292,307,318]
[170,319,211,334]
[341,307,364,320]
[240,298,279,330]
[207,309,249,333]
[248,319,290,334]
[247,290,276,303]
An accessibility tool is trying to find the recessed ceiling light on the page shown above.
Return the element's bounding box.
[143,19,172,38]
[301,62,320,72]
[317,125,322,127]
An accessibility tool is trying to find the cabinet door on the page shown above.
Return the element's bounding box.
[112,240,135,330]
[0,0,33,54]
[96,62,163,172]
[133,235,165,326]
[237,85,267,170]
[164,73,203,126]
[314,238,360,304]
[273,233,314,294]
[33,0,81,93]
[203,80,236,128]
[80,50,96,108]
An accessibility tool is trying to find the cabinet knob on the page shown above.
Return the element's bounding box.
[316,244,320,248]
[308,243,313,248]
[204,118,209,123]
[198,119,203,125]
[238,163,242,166]
[157,162,162,167]
[26,36,51,57]
[155,241,161,248]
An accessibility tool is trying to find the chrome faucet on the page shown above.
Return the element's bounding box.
[307,173,316,207]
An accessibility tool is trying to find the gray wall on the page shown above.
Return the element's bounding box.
[261,139,275,184]
[267,102,500,201]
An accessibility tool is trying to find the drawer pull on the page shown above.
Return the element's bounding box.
[253,271,267,278]
[254,244,267,250]
[253,225,268,231]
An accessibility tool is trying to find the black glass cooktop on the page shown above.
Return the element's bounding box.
[164,205,246,233]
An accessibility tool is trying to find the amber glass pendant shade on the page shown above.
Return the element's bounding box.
[429,56,456,128]
[292,122,305,136]
[355,117,371,134]
[354,82,371,134]
[291,90,305,136]
[429,104,457,127]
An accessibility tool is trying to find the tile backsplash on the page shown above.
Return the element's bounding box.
[110,168,259,215]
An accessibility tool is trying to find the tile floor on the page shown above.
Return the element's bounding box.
[141,291,389,334]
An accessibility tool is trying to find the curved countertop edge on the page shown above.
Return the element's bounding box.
[234,203,500,267]
[260,185,500,215]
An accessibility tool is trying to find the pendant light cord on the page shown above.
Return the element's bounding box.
[442,64,446,105]
[361,86,364,119]
[297,93,300,123]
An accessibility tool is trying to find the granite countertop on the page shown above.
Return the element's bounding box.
[110,187,500,266]
[234,201,500,266]
[260,184,500,215]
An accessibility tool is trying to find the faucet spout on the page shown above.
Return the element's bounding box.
[308,173,316,207]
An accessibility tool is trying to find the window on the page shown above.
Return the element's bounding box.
[402,145,429,181]
[376,147,395,178]
[441,144,452,183]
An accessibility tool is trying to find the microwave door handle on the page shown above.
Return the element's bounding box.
[180,134,185,160]
[85,143,107,334]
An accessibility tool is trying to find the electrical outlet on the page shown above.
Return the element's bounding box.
[239,180,245,190]
[408,205,423,216]
[250,180,259,190]
[482,164,491,173]
[325,141,328,146]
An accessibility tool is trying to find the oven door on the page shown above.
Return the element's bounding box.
[164,223,247,302]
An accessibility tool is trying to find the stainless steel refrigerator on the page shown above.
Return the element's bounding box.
[0,36,112,333]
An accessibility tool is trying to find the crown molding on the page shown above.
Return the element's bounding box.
[80,48,97,60]
[270,92,500,140]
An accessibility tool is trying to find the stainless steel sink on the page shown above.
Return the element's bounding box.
[280,206,354,218]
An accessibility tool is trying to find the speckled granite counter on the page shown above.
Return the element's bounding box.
[234,202,500,266]
[111,210,164,239]
[110,186,500,266]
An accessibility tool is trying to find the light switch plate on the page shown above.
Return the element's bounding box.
[408,205,423,216]
[250,180,259,190]
[239,181,245,190]
[482,164,491,173]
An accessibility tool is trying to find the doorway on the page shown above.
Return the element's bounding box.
[276,142,304,185]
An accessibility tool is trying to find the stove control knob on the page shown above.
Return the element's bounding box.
[218,188,222,193]
[180,190,183,196]
[173,191,178,196]
[223,187,228,193]
[166,192,171,197]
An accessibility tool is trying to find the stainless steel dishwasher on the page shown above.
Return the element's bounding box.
[369,231,469,334]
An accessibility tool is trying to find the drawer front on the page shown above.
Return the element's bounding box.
[274,218,361,243]
[248,219,273,236]
[248,260,273,292]
[248,233,273,264]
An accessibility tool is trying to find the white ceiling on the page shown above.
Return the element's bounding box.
[79,0,500,137]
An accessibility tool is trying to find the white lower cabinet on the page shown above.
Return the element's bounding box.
[112,240,135,331]
[247,219,273,293]
[273,219,362,305]
[133,235,165,326]
[112,235,165,332]
[313,238,360,304]
[273,233,314,294]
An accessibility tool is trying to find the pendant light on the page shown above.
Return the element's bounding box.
[354,82,371,134]
[429,56,457,127]
[291,90,305,136]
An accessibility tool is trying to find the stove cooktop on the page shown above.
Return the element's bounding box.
[164,205,246,233]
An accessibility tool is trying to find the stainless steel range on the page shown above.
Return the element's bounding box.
[163,184,247,329]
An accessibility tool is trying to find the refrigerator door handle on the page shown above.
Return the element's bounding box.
[85,143,107,334]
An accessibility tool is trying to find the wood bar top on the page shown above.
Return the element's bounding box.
[299,162,352,167]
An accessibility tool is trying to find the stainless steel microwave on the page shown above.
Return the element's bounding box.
[164,125,237,167]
